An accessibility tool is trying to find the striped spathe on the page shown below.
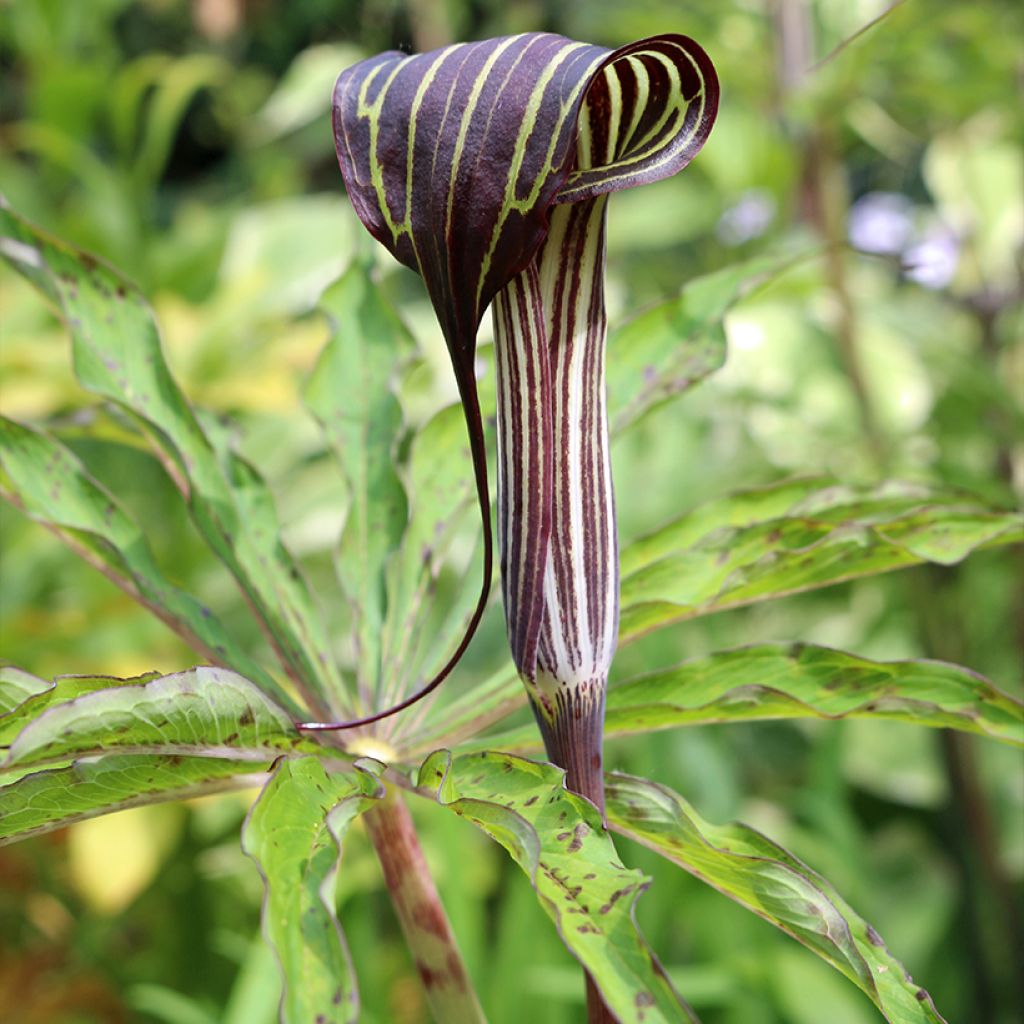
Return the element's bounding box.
[331,32,718,734]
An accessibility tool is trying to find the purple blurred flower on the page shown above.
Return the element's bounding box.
[848,191,913,254]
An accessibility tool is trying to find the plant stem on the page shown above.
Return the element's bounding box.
[536,688,618,1023]
[363,785,486,1024]
[535,687,607,817]
[774,0,886,471]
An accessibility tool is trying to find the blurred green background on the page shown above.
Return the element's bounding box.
[0,0,1021,1022]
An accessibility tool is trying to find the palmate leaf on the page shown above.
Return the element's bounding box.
[305,265,409,705]
[417,749,697,1023]
[605,253,801,434]
[1,667,309,773]
[606,773,948,1024]
[242,756,385,1024]
[0,417,295,711]
[453,643,1023,753]
[419,478,1022,747]
[0,202,343,716]
[619,480,1023,642]
[0,755,263,845]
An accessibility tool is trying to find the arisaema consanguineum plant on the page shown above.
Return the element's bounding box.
[2,27,1024,1024]
[319,32,719,814]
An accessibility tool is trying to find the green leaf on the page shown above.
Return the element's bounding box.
[620,477,834,575]
[252,43,363,141]
[128,983,221,1024]
[0,203,343,715]
[606,254,801,433]
[305,266,409,701]
[0,670,160,746]
[0,666,50,715]
[409,662,521,757]
[619,480,1023,642]
[0,417,295,711]
[1,667,307,772]
[604,644,1023,745]
[379,403,477,707]
[458,644,1023,753]
[242,756,385,1024]
[606,773,948,1024]
[427,479,1022,749]
[417,750,696,1023]
[0,754,261,845]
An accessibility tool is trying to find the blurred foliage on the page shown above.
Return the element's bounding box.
[0,0,1021,1022]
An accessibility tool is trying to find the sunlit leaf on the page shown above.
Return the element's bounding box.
[0,666,50,715]
[619,481,1023,642]
[253,43,363,141]
[417,749,697,1023]
[0,754,261,845]
[0,417,294,710]
[606,254,802,433]
[456,643,1023,753]
[1,667,308,772]
[603,643,1023,744]
[0,203,344,714]
[0,670,159,746]
[606,773,948,1024]
[218,196,356,318]
[242,756,385,1024]
[305,266,410,703]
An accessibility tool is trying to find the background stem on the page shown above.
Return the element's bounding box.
[363,786,486,1024]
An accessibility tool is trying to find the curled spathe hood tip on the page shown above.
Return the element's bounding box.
[332,31,719,356]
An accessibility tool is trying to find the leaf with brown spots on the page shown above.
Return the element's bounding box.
[619,479,1023,643]
[416,750,698,1023]
[243,757,385,1024]
[0,419,294,711]
[1,667,313,773]
[455,643,1024,753]
[0,753,260,845]
[0,202,344,716]
[607,772,949,1024]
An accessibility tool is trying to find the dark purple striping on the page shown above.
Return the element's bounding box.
[331,31,718,723]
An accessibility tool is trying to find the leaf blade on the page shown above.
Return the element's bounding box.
[0,754,261,845]
[305,266,409,703]
[418,750,696,1023]
[619,482,1023,643]
[606,773,948,1024]
[605,254,803,433]
[0,666,51,716]
[0,417,295,710]
[242,756,385,1024]
[460,644,1023,753]
[603,644,1024,745]
[2,667,307,771]
[0,204,343,714]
